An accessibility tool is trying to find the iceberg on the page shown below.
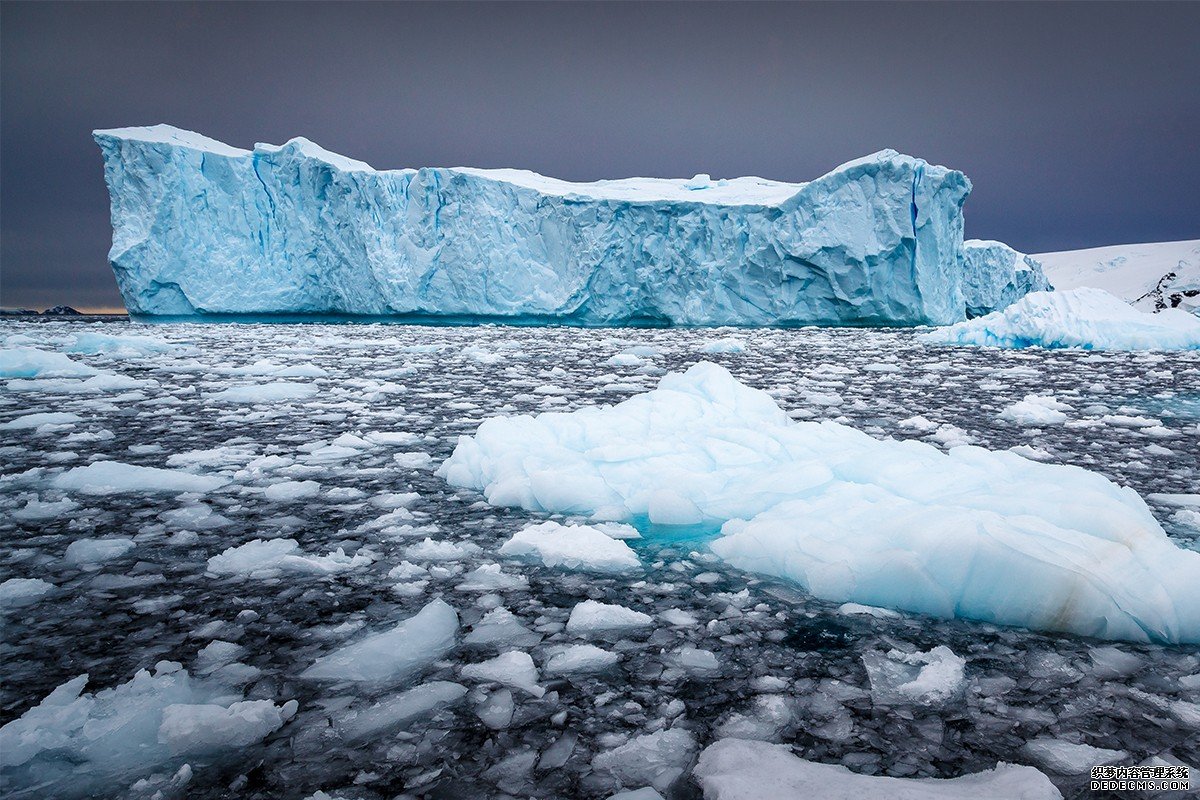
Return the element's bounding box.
[438,362,1200,643]
[95,125,976,326]
[920,287,1200,350]
[961,239,1052,318]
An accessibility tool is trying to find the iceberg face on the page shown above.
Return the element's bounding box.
[438,361,1200,643]
[95,125,972,326]
[961,239,1052,318]
[920,287,1200,350]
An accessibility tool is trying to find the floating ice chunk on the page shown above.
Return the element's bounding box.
[694,738,1062,799]
[862,646,966,706]
[301,599,458,686]
[393,451,434,469]
[263,480,321,501]
[64,537,136,566]
[701,336,747,354]
[0,665,293,795]
[0,412,83,430]
[609,789,666,800]
[837,602,901,619]
[683,173,712,190]
[920,288,1200,350]
[659,609,700,626]
[998,395,1071,426]
[715,695,795,742]
[0,347,98,378]
[207,538,373,578]
[0,577,55,607]
[205,382,318,403]
[1173,509,1200,532]
[592,728,697,792]
[12,497,79,521]
[54,461,229,494]
[670,647,720,675]
[566,600,654,634]
[371,491,421,509]
[337,681,467,741]
[899,415,939,432]
[1009,444,1055,462]
[364,430,421,447]
[159,698,297,752]
[498,522,641,574]
[404,537,483,562]
[456,564,531,592]
[1087,646,1144,679]
[159,503,232,530]
[1149,492,1200,508]
[712,479,1200,643]
[545,644,620,675]
[476,687,515,730]
[441,361,1200,643]
[167,445,259,469]
[194,640,244,673]
[1021,737,1129,775]
[461,651,545,697]
[387,561,429,581]
[464,607,541,648]
[67,332,179,357]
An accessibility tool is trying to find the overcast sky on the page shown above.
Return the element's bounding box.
[2,1,1198,310]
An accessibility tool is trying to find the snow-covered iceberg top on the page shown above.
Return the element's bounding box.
[920,287,1200,350]
[94,124,980,325]
[438,361,1200,644]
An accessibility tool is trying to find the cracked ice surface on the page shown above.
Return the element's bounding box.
[1,317,1198,799]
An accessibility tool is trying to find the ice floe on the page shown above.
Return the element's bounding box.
[694,738,1061,799]
[920,288,1200,350]
[441,361,1200,643]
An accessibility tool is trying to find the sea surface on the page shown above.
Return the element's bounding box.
[2,317,1197,799]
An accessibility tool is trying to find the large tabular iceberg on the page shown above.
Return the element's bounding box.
[438,362,1200,643]
[95,125,982,326]
[920,287,1200,350]
[961,239,1052,318]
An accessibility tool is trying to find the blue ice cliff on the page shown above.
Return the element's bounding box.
[961,239,1052,318]
[95,125,1023,325]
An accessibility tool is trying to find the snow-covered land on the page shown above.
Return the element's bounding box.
[921,288,1200,350]
[3,318,1198,799]
[94,125,1003,326]
[1035,240,1200,315]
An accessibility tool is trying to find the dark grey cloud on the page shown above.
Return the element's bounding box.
[2,1,1198,310]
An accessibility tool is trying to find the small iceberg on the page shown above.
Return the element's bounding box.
[919,287,1200,350]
